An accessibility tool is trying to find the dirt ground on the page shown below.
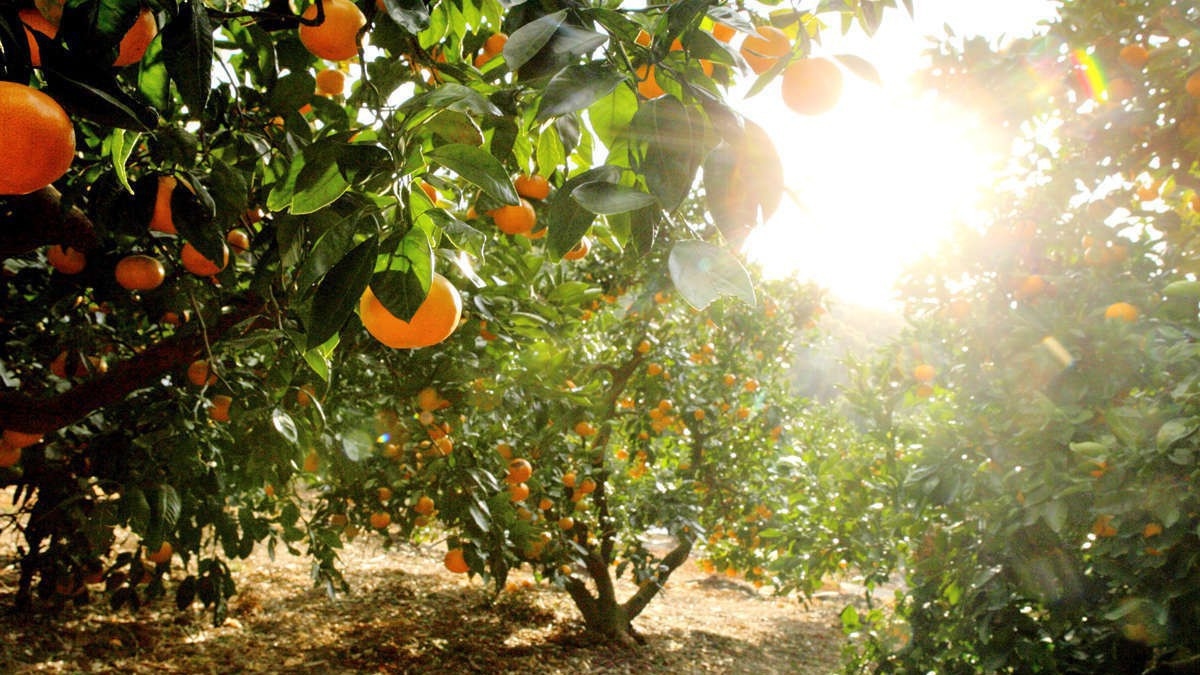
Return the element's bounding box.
[0,535,857,674]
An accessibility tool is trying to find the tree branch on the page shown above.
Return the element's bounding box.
[0,302,265,435]
[0,187,99,257]
[622,536,693,621]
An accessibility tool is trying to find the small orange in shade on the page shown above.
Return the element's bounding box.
[509,482,530,502]
[181,242,229,276]
[1014,274,1046,300]
[739,25,790,74]
[1187,72,1200,99]
[297,383,317,406]
[18,8,57,68]
[414,496,435,515]
[303,449,320,472]
[514,174,551,200]
[369,511,391,529]
[913,364,936,383]
[377,486,393,502]
[491,199,537,235]
[636,64,666,99]
[226,228,251,253]
[115,254,166,290]
[562,471,577,488]
[711,23,736,43]
[0,444,21,468]
[1118,43,1149,68]
[558,516,575,531]
[209,394,232,422]
[506,458,533,484]
[359,274,463,349]
[299,0,366,61]
[1142,522,1163,538]
[483,32,508,55]
[3,429,43,449]
[187,359,217,386]
[315,68,347,96]
[574,420,597,437]
[577,477,596,495]
[564,237,591,261]
[1092,515,1118,538]
[145,541,173,564]
[47,245,86,274]
[113,9,157,67]
[444,548,469,574]
[1104,302,1138,322]
[149,175,178,234]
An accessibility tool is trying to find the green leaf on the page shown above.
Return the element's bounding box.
[398,83,503,118]
[340,429,375,462]
[377,0,431,34]
[424,110,485,146]
[536,63,625,121]
[503,10,567,72]
[306,236,379,349]
[303,334,339,383]
[638,96,711,212]
[427,144,519,205]
[668,241,756,309]
[571,182,658,215]
[295,216,373,293]
[546,166,619,258]
[271,409,299,444]
[155,484,182,532]
[704,118,782,243]
[1156,418,1196,451]
[161,0,213,115]
[104,129,140,194]
[834,54,881,86]
[370,230,435,321]
[267,71,315,116]
[535,125,566,175]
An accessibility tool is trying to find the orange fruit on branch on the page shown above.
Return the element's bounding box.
[226,228,251,253]
[739,25,790,74]
[299,0,366,61]
[47,245,86,274]
[781,57,843,115]
[514,174,551,200]
[181,242,229,276]
[1104,301,1138,322]
[490,198,537,235]
[369,511,391,529]
[19,8,57,68]
[113,9,157,67]
[913,364,936,383]
[359,273,463,348]
[209,394,232,422]
[145,541,173,564]
[115,254,165,290]
[483,32,508,55]
[506,458,533,484]
[315,67,347,96]
[0,81,76,195]
[187,359,217,386]
[444,548,469,574]
[149,175,178,234]
[1118,43,1149,68]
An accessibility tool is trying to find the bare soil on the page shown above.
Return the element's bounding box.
[0,536,855,674]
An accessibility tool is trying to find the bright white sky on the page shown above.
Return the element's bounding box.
[742,0,1059,310]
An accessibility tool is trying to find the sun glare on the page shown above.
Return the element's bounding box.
[742,1,1057,310]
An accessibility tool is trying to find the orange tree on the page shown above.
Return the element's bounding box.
[0,0,906,627]
[796,0,1200,670]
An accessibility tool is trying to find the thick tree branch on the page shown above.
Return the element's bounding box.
[0,187,99,257]
[0,302,265,435]
[622,536,693,621]
[563,576,598,627]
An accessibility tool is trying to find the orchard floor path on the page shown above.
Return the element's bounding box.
[0,533,864,674]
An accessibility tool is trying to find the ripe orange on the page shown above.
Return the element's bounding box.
[647,362,663,376]
[781,57,843,115]
[359,273,463,349]
[369,511,391,529]
[115,254,166,290]
[315,68,347,96]
[514,174,551,200]
[1014,274,1046,300]
[187,359,217,386]
[113,9,157,67]
[149,175,177,234]
[181,242,229,276]
[740,25,790,74]
[577,477,596,495]
[0,444,21,468]
[483,32,508,55]
[509,482,530,502]
[1104,301,1138,322]
[226,228,251,253]
[209,394,232,422]
[0,81,76,195]
[47,245,85,274]
[414,495,435,515]
[19,8,56,68]
[1142,522,1163,538]
[444,548,469,574]
[491,199,537,235]
[506,458,533,484]
[562,471,577,488]
[297,383,317,406]
[3,429,43,449]
[145,541,173,564]
[564,236,591,261]
[299,0,366,61]
[1187,72,1200,99]
[558,516,575,531]
[636,64,666,99]
[574,420,597,437]
[913,364,936,383]
[711,23,736,43]
[377,486,393,502]
[417,386,446,412]
[496,442,514,459]
[302,449,320,472]
[1118,43,1149,68]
